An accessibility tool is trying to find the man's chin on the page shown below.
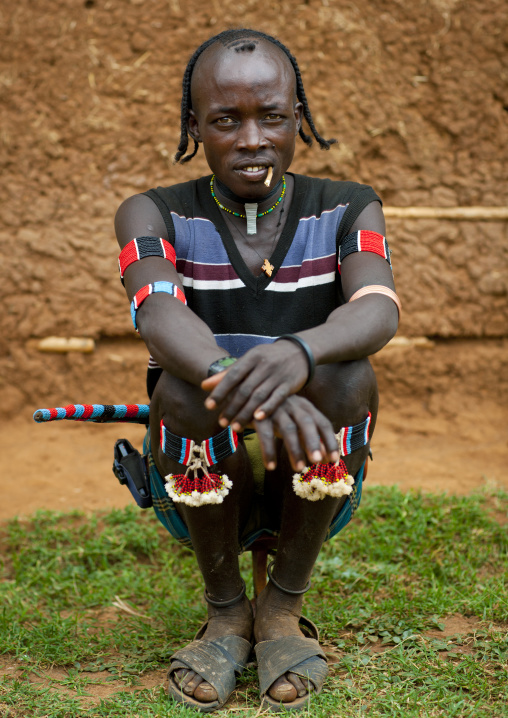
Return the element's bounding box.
[219,172,273,200]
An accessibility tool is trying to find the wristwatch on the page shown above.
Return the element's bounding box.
[207,356,238,377]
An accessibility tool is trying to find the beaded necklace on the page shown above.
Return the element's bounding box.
[210,174,286,234]
[223,193,286,277]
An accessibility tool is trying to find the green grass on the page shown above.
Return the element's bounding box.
[0,486,506,717]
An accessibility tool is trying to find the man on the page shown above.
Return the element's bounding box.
[115,28,399,712]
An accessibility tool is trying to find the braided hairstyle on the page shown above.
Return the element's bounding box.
[174,28,337,164]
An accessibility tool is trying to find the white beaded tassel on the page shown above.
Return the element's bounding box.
[164,440,233,507]
[291,428,355,501]
[245,203,258,234]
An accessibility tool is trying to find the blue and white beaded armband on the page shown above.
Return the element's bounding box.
[130,281,187,331]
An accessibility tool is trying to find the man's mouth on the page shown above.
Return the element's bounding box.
[235,164,272,182]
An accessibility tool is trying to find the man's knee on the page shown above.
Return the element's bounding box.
[150,371,220,442]
[302,358,378,429]
[149,372,254,507]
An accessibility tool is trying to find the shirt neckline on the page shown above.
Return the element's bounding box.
[201,173,308,294]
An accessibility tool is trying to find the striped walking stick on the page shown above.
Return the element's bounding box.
[33,403,150,424]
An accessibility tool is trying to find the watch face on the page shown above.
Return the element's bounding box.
[219,357,237,368]
[208,356,238,376]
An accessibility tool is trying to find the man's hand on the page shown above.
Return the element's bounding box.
[252,395,340,472]
[201,342,310,432]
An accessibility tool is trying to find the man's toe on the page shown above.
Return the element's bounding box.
[183,672,204,695]
[287,672,309,697]
[268,675,298,702]
[194,681,219,702]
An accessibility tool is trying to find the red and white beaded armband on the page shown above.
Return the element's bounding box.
[119,236,176,284]
[338,230,392,273]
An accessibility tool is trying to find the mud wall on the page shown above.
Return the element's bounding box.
[1,0,507,352]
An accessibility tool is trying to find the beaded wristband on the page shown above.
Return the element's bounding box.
[338,230,392,274]
[275,334,315,387]
[130,281,187,331]
[119,237,176,284]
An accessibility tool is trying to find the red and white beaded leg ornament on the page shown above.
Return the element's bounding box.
[161,422,238,507]
[292,413,371,501]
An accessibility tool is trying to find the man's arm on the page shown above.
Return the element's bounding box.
[299,200,398,364]
[202,201,398,429]
[115,194,227,386]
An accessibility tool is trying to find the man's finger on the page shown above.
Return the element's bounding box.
[201,371,226,392]
[288,396,339,461]
[252,417,277,471]
[216,377,272,428]
[204,360,254,404]
[252,385,290,421]
[272,413,307,472]
[224,381,284,430]
[289,412,324,466]
[312,410,340,460]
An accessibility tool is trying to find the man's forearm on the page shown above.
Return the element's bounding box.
[136,298,228,386]
[298,294,399,366]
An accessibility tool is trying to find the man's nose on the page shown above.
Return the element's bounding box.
[236,120,269,151]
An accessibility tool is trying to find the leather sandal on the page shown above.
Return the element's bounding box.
[255,564,328,712]
[167,580,252,713]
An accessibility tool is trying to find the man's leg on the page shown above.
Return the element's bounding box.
[254,358,378,703]
[150,371,254,703]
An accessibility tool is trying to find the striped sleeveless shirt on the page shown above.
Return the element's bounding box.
[143,173,380,397]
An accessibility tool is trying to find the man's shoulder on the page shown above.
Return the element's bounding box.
[146,175,210,201]
[296,174,376,198]
[140,175,213,222]
[293,174,380,213]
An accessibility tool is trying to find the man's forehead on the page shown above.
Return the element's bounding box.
[192,38,294,90]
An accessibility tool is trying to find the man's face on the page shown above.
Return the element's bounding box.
[188,41,303,200]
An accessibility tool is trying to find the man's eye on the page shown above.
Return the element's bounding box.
[216,117,235,125]
[266,114,282,120]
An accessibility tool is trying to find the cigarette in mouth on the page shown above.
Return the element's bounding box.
[264,166,273,187]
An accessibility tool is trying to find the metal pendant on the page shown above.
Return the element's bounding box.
[245,203,258,235]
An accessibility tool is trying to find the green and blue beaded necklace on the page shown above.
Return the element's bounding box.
[210,174,286,235]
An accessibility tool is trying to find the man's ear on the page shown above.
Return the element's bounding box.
[188,110,201,142]
[294,102,303,134]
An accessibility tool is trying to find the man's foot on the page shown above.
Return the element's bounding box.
[172,595,253,703]
[254,581,312,703]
